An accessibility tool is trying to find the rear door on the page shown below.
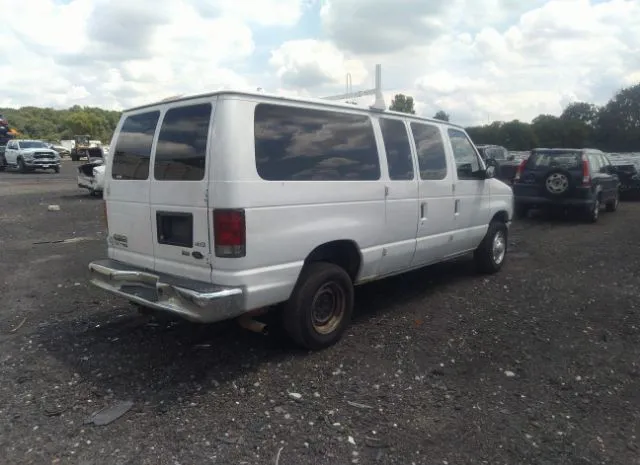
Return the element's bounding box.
[149,98,215,283]
[376,117,419,275]
[107,110,161,271]
[408,122,457,266]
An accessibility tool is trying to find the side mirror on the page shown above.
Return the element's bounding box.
[485,165,496,179]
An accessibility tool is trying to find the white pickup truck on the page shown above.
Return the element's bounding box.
[3,139,61,173]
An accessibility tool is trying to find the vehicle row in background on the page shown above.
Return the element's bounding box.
[0,139,61,173]
[512,148,619,222]
[476,144,521,185]
[77,148,106,196]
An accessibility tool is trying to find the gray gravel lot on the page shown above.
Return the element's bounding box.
[1,160,639,465]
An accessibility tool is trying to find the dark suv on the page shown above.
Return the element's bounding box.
[512,148,620,222]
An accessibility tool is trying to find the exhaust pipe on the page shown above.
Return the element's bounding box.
[237,313,268,335]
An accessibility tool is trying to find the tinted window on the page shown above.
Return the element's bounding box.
[379,118,414,180]
[154,103,211,181]
[112,111,160,180]
[526,151,582,170]
[410,123,447,180]
[254,104,380,181]
[448,128,481,179]
[588,153,602,173]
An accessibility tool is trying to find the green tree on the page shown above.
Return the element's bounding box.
[560,101,599,127]
[389,94,416,114]
[433,110,450,122]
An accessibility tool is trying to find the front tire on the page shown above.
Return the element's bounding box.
[18,158,26,173]
[282,262,354,350]
[53,166,60,173]
[474,221,508,274]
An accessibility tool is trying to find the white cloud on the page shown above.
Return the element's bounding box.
[269,40,368,90]
[1,0,639,127]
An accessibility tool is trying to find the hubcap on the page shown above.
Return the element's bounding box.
[311,281,346,335]
[545,173,569,194]
[492,231,506,265]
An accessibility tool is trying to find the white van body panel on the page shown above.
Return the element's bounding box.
[92,89,514,324]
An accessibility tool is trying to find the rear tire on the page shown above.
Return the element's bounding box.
[0,156,5,172]
[605,191,619,212]
[474,221,508,274]
[282,262,354,350]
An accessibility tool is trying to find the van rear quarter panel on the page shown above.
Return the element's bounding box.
[210,97,386,308]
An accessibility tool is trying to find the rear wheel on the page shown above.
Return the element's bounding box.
[474,221,508,274]
[282,262,354,350]
[0,156,5,172]
[605,191,619,212]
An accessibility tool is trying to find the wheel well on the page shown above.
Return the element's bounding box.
[304,240,362,282]
[492,210,509,224]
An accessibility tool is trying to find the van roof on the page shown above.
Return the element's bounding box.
[124,88,465,129]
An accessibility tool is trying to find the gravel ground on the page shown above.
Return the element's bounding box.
[1,161,639,465]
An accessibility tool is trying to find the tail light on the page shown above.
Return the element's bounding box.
[513,159,528,182]
[213,209,246,258]
[582,156,591,186]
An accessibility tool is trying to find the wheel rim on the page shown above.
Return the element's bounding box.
[593,199,599,219]
[311,281,346,335]
[546,173,569,194]
[492,230,506,265]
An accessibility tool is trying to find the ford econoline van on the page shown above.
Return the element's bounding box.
[89,90,514,350]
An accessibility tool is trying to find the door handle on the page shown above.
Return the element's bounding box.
[455,199,460,214]
[420,202,427,219]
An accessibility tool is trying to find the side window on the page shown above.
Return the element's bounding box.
[154,103,212,181]
[588,153,601,173]
[448,128,481,180]
[112,111,160,180]
[410,122,447,180]
[379,118,414,180]
[254,104,380,181]
[598,154,610,172]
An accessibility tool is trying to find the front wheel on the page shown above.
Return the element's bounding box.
[53,166,60,173]
[474,221,508,274]
[17,158,27,173]
[282,262,354,350]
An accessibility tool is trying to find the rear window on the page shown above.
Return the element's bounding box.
[526,151,582,170]
[254,103,380,181]
[112,111,160,180]
[154,103,212,181]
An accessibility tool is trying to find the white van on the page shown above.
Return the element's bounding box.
[89,90,513,350]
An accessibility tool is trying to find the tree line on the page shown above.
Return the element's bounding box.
[0,105,121,143]
[2,82,638,152]
[390,82,640,153]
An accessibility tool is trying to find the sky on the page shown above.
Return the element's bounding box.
[0,0,639,126]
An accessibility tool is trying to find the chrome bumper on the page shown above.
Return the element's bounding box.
[88,259,245,323]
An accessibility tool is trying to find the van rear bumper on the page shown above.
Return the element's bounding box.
[88,259,245,323]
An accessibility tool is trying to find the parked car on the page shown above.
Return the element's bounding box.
[77,159,106,196]
[88,90,514,350]
[1,139,61,173]
[512,148,620,222]
[476,144,520,184]
[610,159,640,199]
